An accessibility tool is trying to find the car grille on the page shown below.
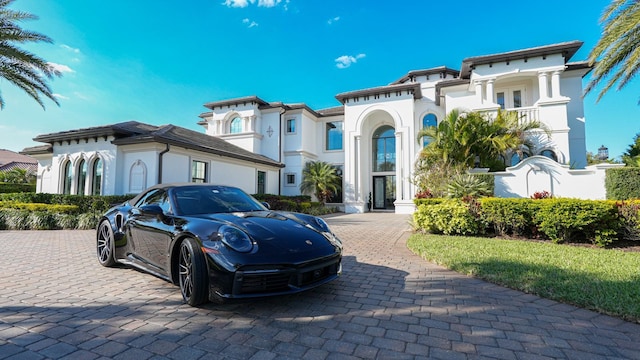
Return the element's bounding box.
[233,256,340,295]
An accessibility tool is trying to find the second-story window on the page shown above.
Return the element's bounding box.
[326,121,343,151]
[230,117,242,134]
[496,87,524,109]
[286,119,296,134]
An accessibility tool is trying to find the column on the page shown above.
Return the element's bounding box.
[538,71,549,100]
[395,131,404,201]
[486,79,495,104]
[474,81,483,105]
[551,70,562,98]
[354,135,361,202]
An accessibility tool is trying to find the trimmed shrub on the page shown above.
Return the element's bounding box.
[0,193,133,213]
[614,200,640,241]
[479,198,537,237]
[413,198,445,207]
[606,167,640,200]
[0,202,79,213]
[533,199,619,247]
[0,183,35,194]
[413,199,482,236]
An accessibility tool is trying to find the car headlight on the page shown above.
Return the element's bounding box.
[219,225,253,253]
[314,217,330,232]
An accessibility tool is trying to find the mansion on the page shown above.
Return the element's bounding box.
[24,41,592,214]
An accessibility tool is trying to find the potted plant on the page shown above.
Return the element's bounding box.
[367,192,372,211]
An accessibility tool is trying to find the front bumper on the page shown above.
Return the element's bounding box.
[209,254,341,300]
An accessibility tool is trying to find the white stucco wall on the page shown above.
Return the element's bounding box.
[493,156,622,200]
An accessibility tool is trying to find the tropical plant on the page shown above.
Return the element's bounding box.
[0,168,35,183]
[299,161,341,204]
[446,174,492,199]
[412,157,465,198]
[0,0,61,109]
[585,0,640,102]
[622,133,640,166]
[416,109,548,171]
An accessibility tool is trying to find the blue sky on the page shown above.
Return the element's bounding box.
[1,0,638,160]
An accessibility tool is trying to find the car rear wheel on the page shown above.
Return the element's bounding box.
[178,238,208,306]
[97,220,117,267]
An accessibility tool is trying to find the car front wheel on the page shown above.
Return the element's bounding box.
[97,220,117,267]
[178,238,208,306]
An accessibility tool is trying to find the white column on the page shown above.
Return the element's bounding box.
[538,71,549,100]
[551,70,562,98]
[474,81,483,105]
[486,79,495,104]
[354,135,361,202]
[395,131,403,201]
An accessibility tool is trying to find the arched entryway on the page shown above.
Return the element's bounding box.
[372,125,396,210]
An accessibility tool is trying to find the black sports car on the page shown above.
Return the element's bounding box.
[96,183,343,306]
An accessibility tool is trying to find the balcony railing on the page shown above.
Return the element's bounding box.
[513,106,539,122]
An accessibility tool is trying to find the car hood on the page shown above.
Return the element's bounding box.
[197,211,340,258]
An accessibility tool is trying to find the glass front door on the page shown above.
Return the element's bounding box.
[373,175,395,210]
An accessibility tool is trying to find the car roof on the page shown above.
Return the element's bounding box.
[128,183,242,205]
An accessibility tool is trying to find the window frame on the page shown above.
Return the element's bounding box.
[191,160,208,183]
[285,118,296,134]
[229,116,242,134]
[76,159,87,195]
[285,173,296,186]
[325,121,344,151]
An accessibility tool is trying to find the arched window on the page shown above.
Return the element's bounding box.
[510,152,530,166]
[540,149,557,161]
[230,116,242,134]
[76,159,87,195]
[91,158,103,195]
[129,160,147,193]
[373,125,396,172]
[422,113,437,147]
[62,160,72,195]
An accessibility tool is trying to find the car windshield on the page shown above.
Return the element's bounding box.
[173,186,267,215]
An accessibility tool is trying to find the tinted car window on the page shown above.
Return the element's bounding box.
[135,189,172,213]
[174,186,265,215]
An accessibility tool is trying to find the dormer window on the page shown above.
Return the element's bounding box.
[230,117,242,134]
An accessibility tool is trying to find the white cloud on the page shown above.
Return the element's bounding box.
[335,53,366,69]
[47,62,74,73]
[328,16,340,25]
[223,0,250,7]
[242,18,259,28]
[257,0,281,7]
[223,0,286,8]
[60,44,80,54]
[52,93,69,100]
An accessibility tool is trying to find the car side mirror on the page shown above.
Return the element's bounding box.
[262,202,271,210]
[140,204,165,217]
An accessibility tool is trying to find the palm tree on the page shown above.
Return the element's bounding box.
[417,109,548,171]
[299,161,341,204]
[1,167,35,183]
[585,0,640,102]
[0,0,60,109]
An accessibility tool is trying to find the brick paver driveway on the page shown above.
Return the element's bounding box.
[2,213,640,359]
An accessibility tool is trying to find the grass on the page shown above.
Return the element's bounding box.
[407,234,640,323]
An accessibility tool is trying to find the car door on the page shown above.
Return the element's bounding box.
[127,188,174,274]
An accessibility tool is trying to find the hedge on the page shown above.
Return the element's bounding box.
[0,193,133,213]
[606,167,640,200]
[0,183,35,194]
[413,197,634,247]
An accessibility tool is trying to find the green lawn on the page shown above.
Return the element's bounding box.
[407,234,640,322]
